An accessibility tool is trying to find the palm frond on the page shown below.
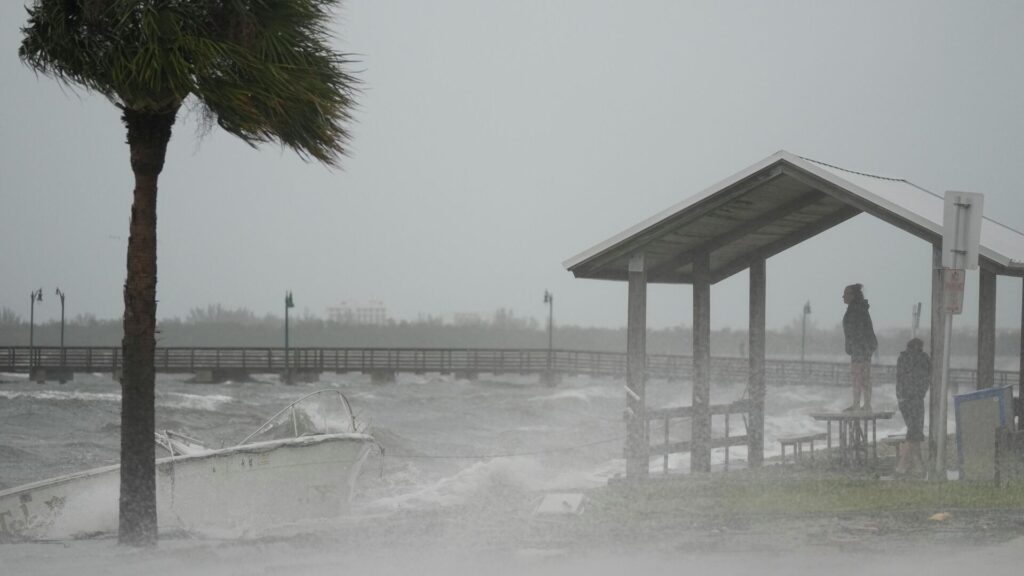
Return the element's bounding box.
[20,0,358,165]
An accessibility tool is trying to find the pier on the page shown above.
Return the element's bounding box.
[0,345,1014,387]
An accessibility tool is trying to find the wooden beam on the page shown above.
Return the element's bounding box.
[691,253,712,473]
[779,164,1001,277]
[625,252,648,480]
[748,258,766,467]
[649,435,749,457]
[645,400,751,421]
[977,268,997,389]
[779,164,940,243]
[928,244,945,465]
[573,166,785,278]
[647,190,825,278]
[711,205,860,283]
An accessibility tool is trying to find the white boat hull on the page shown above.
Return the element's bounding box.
[0,433,374,540]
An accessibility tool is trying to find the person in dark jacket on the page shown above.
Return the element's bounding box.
[895,338,930,475]
[842,283,878,411]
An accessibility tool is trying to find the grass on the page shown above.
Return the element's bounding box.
[593,469,1024,519]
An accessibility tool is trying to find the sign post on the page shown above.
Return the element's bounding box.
[933,191,983,480]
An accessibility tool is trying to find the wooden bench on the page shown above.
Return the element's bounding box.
[880,434,906,448]
[779,432,827,464]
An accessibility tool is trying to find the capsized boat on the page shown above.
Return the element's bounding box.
[0,389,376,540]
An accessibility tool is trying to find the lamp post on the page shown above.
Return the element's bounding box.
[29,288,43,369]
[543,290,554,380]
[284,291,294,384]
[800,301,811,381]
[55,288,66,366]
[543,291,554,353]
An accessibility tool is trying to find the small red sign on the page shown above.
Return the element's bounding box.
[942,268,965,314]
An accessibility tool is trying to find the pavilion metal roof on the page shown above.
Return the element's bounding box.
[564,150,1024,283]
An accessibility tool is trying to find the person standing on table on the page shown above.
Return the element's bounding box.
[842,283,878,412]
[895,337,930,475]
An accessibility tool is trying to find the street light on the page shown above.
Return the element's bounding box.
[543,290,554,349]
[55,288,66,365]
[911,301,922,339]
[800,301,811,380]
[284,291,295,384]
[29,288,43,368]
[543,290,554,373]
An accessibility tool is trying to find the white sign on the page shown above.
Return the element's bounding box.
[942,191,984,270]
[942,268,966,314]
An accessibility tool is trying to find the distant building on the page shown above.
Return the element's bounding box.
[452,311,486,326]
[327,300,388,326]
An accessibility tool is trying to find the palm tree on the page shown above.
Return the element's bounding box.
[20,0,357,546]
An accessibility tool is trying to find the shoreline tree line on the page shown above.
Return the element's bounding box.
[2,304,1019,364]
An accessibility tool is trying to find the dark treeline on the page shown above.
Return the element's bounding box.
[0,305,1019,363]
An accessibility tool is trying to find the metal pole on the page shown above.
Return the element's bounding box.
[912,302,922,339]
[934,198,969,480]
[801,313,806,363]
[285,291,291,383]
[30,292,35,350]
[56,288,65,364]
[29,292,35,367]
[29,289,41,369]
[548,294,553,356]
[543,291,553,375]
[800,311,806,385]
[934,310,954,480]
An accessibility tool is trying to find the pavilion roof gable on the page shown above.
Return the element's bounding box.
[564,151,1024,283]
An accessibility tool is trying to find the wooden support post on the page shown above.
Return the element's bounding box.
[928,245,946,467]
[748,258,766,467]
[977,268,997,389]
[626,253,649,480]
[692,253,712,473]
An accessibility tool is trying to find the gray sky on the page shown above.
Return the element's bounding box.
[2,1,1023,332]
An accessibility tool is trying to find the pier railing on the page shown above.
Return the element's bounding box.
[0,346,1017,388]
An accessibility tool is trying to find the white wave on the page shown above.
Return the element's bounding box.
[0,389,121,403]
[159,392,233,412]
[528,386,620,403]
[366,456,551,510]
[539,458,622,490]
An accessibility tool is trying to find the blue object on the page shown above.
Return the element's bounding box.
[953,385,1014,481]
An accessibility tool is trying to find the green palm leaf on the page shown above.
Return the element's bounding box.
[20,0,357,164]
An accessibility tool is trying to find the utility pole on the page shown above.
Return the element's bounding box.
[285,291,294,384]
[29,288,42,369]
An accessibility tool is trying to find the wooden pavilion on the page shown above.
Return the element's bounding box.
[564,150,1024,479]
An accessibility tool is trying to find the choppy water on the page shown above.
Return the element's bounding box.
[0,371,996,574]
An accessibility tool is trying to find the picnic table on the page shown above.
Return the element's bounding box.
[809,410,895,466]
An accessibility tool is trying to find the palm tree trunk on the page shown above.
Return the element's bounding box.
[118,107,177,546]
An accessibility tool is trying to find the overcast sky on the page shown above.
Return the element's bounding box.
[2,1,1023,334]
